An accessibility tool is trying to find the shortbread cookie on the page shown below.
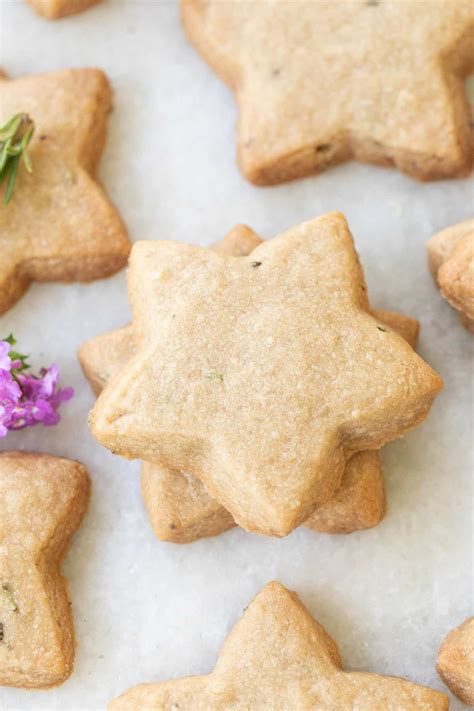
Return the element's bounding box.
[79,310,419,399]
[26,0,100,19]
[140,461,235,542]
[0,68,130,315]
[80,225,420,543]
[80,317,419,408]
[80,324,136,397]
[77,226,262,396]
[141,450,388,543]
[109,581,449,710]
[370,308,420,348]
[89,213,441,536]
[0,451,90,688]
[303,450,386,535]
[428,219,474,333]
[181,0,474,185]
[437,617,474,706]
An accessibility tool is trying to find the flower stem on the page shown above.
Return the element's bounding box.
[0,113,34,206]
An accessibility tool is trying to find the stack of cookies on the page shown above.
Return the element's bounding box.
[83,212,442,541]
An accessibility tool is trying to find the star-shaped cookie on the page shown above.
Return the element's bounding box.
[26,0,100,19]
[427,218,474,333]
[140,450,387,543]
[0,68,130,315]
[437,617,474,706]
[0,451,90,688]
[90,213,442,536]
[80,225,420,543]
[181,0,474,185]
[109,581,449,710]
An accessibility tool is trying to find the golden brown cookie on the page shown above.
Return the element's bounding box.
[109,581,449,710]
[428,219,474,333]
[80,324,137,397]
[0,451,90,689]
[141,450,388,542]
[140,461,235,543]
[89,213,441,537]
[437,617,474,706]
[0,68,130,315]
[303,450,386,534]
[370,308,420,348]
[26,0,100,19]
[80,226,421,543]
[78,226,419,397]
[181,0,474,185]
[78,313,419,401]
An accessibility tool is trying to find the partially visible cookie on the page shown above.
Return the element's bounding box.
[427,219,474,275]
[26,0,100,19]
[304,450,386,534]
[181,0,474,185]
[109,581,449,710]
[428,219,474,332]
[0,68,130,315]
[370,308,420,349]
[212,223,262,257]
[437,617,474,706]
[141,462,235,543]
[141,450,387,542]
[0,451,90,689]
[79,324,136,396]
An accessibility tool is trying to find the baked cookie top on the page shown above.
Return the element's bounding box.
[0,68,130,315]
[90,213,442,536]
[181,0,473,184]
[0,451,90,689]
[109,581,449,710]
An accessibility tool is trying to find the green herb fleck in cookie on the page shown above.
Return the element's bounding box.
[1,582,18,613]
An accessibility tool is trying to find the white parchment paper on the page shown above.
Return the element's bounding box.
[0,2,473,709]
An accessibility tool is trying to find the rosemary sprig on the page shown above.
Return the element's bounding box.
[0,113,34,206]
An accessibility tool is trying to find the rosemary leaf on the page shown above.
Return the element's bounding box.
[0,113,35,206]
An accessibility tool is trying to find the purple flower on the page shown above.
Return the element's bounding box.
[0,368,21,402]
[0,338,73,437]
[0,342,12,371]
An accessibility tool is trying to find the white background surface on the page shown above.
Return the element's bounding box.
[0,1,473,709]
